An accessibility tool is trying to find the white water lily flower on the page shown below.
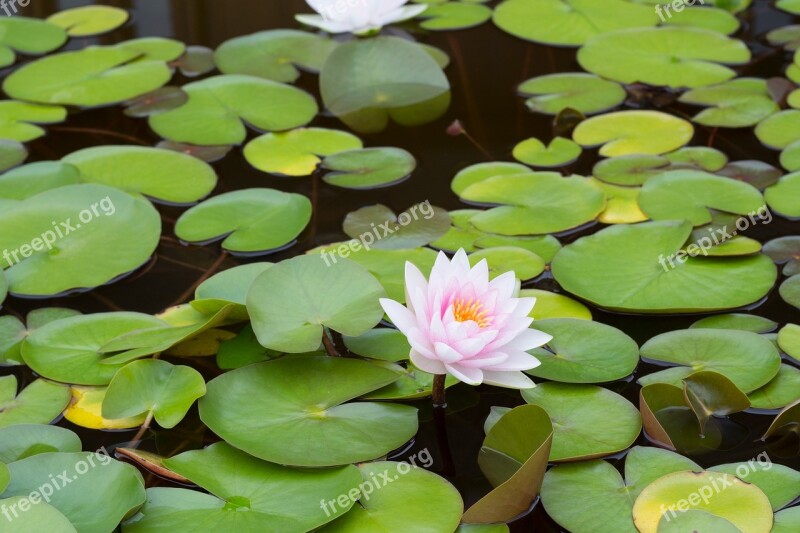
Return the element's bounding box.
[296,0,427,35]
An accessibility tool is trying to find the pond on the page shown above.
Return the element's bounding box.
[0,0,799,532]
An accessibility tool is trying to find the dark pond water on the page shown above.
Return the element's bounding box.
[4,0,800,531]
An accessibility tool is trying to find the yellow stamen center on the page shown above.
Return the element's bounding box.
[452,297,491,328]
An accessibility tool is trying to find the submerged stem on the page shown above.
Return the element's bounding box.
[431,374,447,407]
[322,330,340,357]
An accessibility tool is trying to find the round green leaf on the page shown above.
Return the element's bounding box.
[748,364,800,410]
[765,172,800,218]
[755,110,800,150]
[593,154,669,186]
[0,496,76,532]
[0,424,81,462]
[46,6,128,36]
[468,246,545,280]
[519,289,592,320]
[780,140,800,172]
[0,376,70,428]
[512,137,582,168]
[777,0,800,14]
[780,274,800,309]
[342,203,449,249]
[0,17,67,68]
[193,262,273,313]
[689,313,777,333]
[0,101,66,142]
[679,78,779,128]
[451,162,531,197]
[244,128,362,177]
[518,73,626,115]
[321,147,416,189]
[0,139,27,173]
[343,329,410,362]
[710,461,800,511]
[573,110,694,157]
[0,162,80,201]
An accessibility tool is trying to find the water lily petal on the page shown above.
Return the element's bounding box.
[411,349,447,375]
[445,363,483,385]
[500,327,552,352]
[379,298,416,335]
[434,341,464,363]
[482,370,536,389]
[483,350,541,371]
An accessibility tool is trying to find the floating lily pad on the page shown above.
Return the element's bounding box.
[247,255,385,352]
[463,405,552,524]
[541,446,699,533]
[451,162,531,197]
[679,78,779,128]
[192,262,273,315]
[63,145,217,205]
[419,2,492,30]
[748,365,800,410]
[0,424,81,462]
[638,170,764,226]
[474,234,562,261]
[765,172,800,218]
[518,73,626,115]
[778,323,800,363]
[0,139,27,172]
[215,29,337,82]
[631,470,773,533]
[689,313,777,333]
[755,110,800,150]
[717,160,783,190]
[244,128,362,177]
[773,507,800,533]
[780,274,800,309]
[593,154,670,186]
[458,172,605,235]
[0,376,70,428]
[200,357,417,466]
[320,36,450,133]
[682,371,750,434]
[342,203,449,250]
[430,209,487,252]
[149,75,318,145]
[662,5,740,35]
[493,0,658,46]
[63,385,146,430]
[0,307,81,364]
[526,318,639,383]
[657,510,741,532]
[3,45,172,107]
[0,496,75,532]
[767,24,800,50]
[46,6,128,36]
[763,399,800,439]
[522,382,641,461]
[468,246,545,280]
[780,140,800,171]
[321,147,416,189]
[578,27,750,89]
[343,329,410,362]
[0,101,66,142]
[0,184,161,297]
[777,0,800,14]
[666,146,728,172]
[589,178,648,224]
[519,289,592,320]
[551,220,777,313]
[0,17,67,68]
[639,328,781,393]
[123,87,189,118]
[175,188,311,254]
[512,137,582,167]
[573,110,694,157]
[710,461,800,511]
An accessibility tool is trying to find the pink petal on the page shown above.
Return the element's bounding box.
[404,261,428,312]
[483,350,541,371]
[410,349,447,375]
[459,351,508,368]
[434,342,464,364]
[379,298,416,335]
[500,328,552,352]
[445,363,483,385]
[482,370,536,389]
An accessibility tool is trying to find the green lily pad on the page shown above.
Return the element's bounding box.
[192,262,273,315]
[639,328,781,393]
[102,359,206,428]
[638,170,764,226]
[767,24,800,50]
[0,162,78,202]
[46,6,128,36]
[578,27,750,89]
[0,140,27,173]
[772,506,800,533]
[717,160,783,190]
[468,246,545,280]
[122,87,189,118]
[710,461,800,511]
[199,357,417,466]
[0,376,70,428]
[451,162,531,197]
[493,0,658,46]
[777,0,800,14]
[462,405,552,524]
[679,78,779,128]
[247,255,385,352]
[361,361,458,401]
[657,509,741,532]
[748,365,800,410]
[320,461,463,532]
[0,424,81,462]
[573,110,694,157]
[593,154,670,186]
[778,324,800,363]
[0,184,161,297]
[780,274,800,309]
[661,5,740,35]
[522,382,641,461]
[474,234,561,261]
[321,147,416,189]
[2,452,145,533]
[780,140,800,171]
[0,495,76,531]
[0,17,67,68]
[0,307,81,365]
[765,172,800,218]
[21,312,167,385]
[551,220,778,313]
[666,146,728,172]
[0,101,66,142]
[342,203,449,249]
[519,289,592,320]
[419,2,491,30]
[174,188,311,254]
[3,45,172,107]
[149,75,318,145]
[244,128,362,177]
[518,73,626,115]
[631,470,773,533]
[682,371,750,434]
[763,399,800,439]
[512,137,582,167]
[458,172,605,235]
[215,29,337,82]
[216,324,278,370]
[343,329,410,362]
[525,318,639,383]
[541,446,699,533]
[689,313,777,333]
[320,36,450,133]
[755,110,800,150]
[429,209,486,252]
[63,145,217,205]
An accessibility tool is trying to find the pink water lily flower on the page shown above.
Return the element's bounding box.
[380,249,552,389]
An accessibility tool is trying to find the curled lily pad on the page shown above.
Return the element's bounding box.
[551,220,778,313]
[512,137,582,167]
[247,255,386,352]
[679,78,779,128]
[321,147,416,189]
[519,289,592,320]
[215,29,337,82]
[573,110,694,157]
[526,318,639,383]
[3,45,172,107]
[175,188,311,254]
[342,203,450,249]
[63,145,217,205]
[199,357,417,466]
[63,385,146,430]
[639,328,781,393]
[763,399,800,439]
[578,27,751,89]
[682,371,751,434]
[0,17,67,68]
[749,365,800,411]
[468,246,545,280]
[419,2,491,30]
[462,405,552,524]
[0,424,81,462]
[765,172,800,218]
[689,313,777,333]
[518,73,626,115]
[102,359,206,429]
[244,128,362,177]
[0,184,161,297]
[0,101,66,142]
[522,382,641,462]
[320,36,450,133]
[149,75,318,145]
[755,110,800,150]
[46,5,128,36]
[0,376,70,428]
[639,382,720,452]
[493,0,658,46]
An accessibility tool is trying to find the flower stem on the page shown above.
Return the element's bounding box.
[322,330,340,357]
[130,410,154,448]
[431,374,447,407]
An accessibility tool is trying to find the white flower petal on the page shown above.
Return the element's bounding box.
[384,3,429,23]
[434,342,464,363]
[482,370,536,389]
[295,14,354,32]
[404,261,428,313]
[500,328,552,352]
[410,349,447,375]
[379,298,416,335]
[483,350,541,371]
[445,363,483,385]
